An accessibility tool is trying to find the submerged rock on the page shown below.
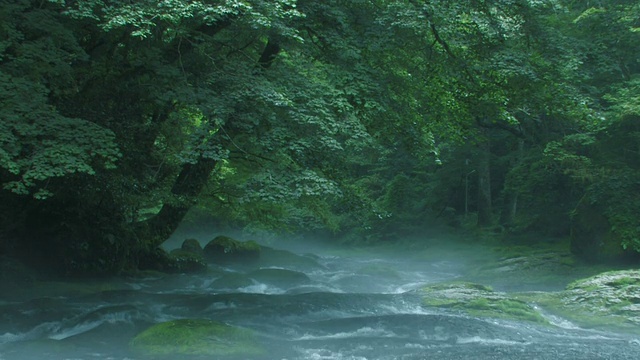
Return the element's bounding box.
[130,318,265,358]
[422,282,547,324]
[203,236,261,263]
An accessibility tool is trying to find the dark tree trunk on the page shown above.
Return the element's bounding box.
[499,139,524,228]
[137,39,281,249]
[17,37,285,275]
[477,133,493,227]
[138,157,219,248]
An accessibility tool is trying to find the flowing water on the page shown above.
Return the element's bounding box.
[1,238,639,360]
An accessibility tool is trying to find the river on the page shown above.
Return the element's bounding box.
[1,236,638,359]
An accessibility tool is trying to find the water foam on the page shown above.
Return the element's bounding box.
[297,326,398,341]
[456,336,529,346]
[294,347,369,360]
[238,282,286,294]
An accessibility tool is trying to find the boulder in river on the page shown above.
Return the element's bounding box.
[422,282,547,324]
[130,318,265,358]
[168,249,208,273]
[203,236,261,263]
[180,238,204,256]
[527,269,640,334]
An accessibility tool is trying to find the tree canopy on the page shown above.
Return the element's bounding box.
[1,0,638,275]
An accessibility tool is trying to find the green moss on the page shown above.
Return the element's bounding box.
[422,282,547,324]
[463,297,547,323]
[169,249,207,273]
[203,236,261,263]
[516,270,640,335]
[523,292,640,334]
[130,319,265,358]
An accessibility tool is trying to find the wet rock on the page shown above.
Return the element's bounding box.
[168,249,207,273]
[422,282,547,324]
[180,238,203,256]
[203,236,260,263]
[533,270,640,333]
[130,318,265,358]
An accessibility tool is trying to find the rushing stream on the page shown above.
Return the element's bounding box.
[1,238,639,360]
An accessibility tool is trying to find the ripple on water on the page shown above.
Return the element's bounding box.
[296,326,398,341]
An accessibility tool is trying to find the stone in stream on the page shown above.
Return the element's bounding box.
[203,236,261,263]
[421,281,547,324]
[130,318,265,358]
[180,238,204,256]
[525,269,640,334]
[168,249,208,273]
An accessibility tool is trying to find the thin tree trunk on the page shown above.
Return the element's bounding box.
[477,133,492,227]
[141,157,219,247]
[499,139,524,227]
[139,39,282,248]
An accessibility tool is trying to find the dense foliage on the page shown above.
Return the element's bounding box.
[0,0,638,275]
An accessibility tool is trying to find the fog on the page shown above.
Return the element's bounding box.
[2,222,638,360]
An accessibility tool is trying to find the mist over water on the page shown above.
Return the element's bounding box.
[1,225,639,360]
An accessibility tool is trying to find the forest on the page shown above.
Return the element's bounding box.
[1,0,639,276]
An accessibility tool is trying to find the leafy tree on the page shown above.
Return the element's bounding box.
[0,0,377,273]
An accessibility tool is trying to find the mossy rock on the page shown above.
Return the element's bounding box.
[130,318,265,358]
[211,273,254,289]
[169,249,207,273]
[247,268,310,288]
[422,282,547,324]
[180,238,204,256]
[203,236,261,263]
[525,270,640,334]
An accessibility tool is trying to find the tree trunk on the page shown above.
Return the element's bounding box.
[477,133,492,227]
[137,39,282,249]
[139,157,219,248]
[499,139,524,228]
